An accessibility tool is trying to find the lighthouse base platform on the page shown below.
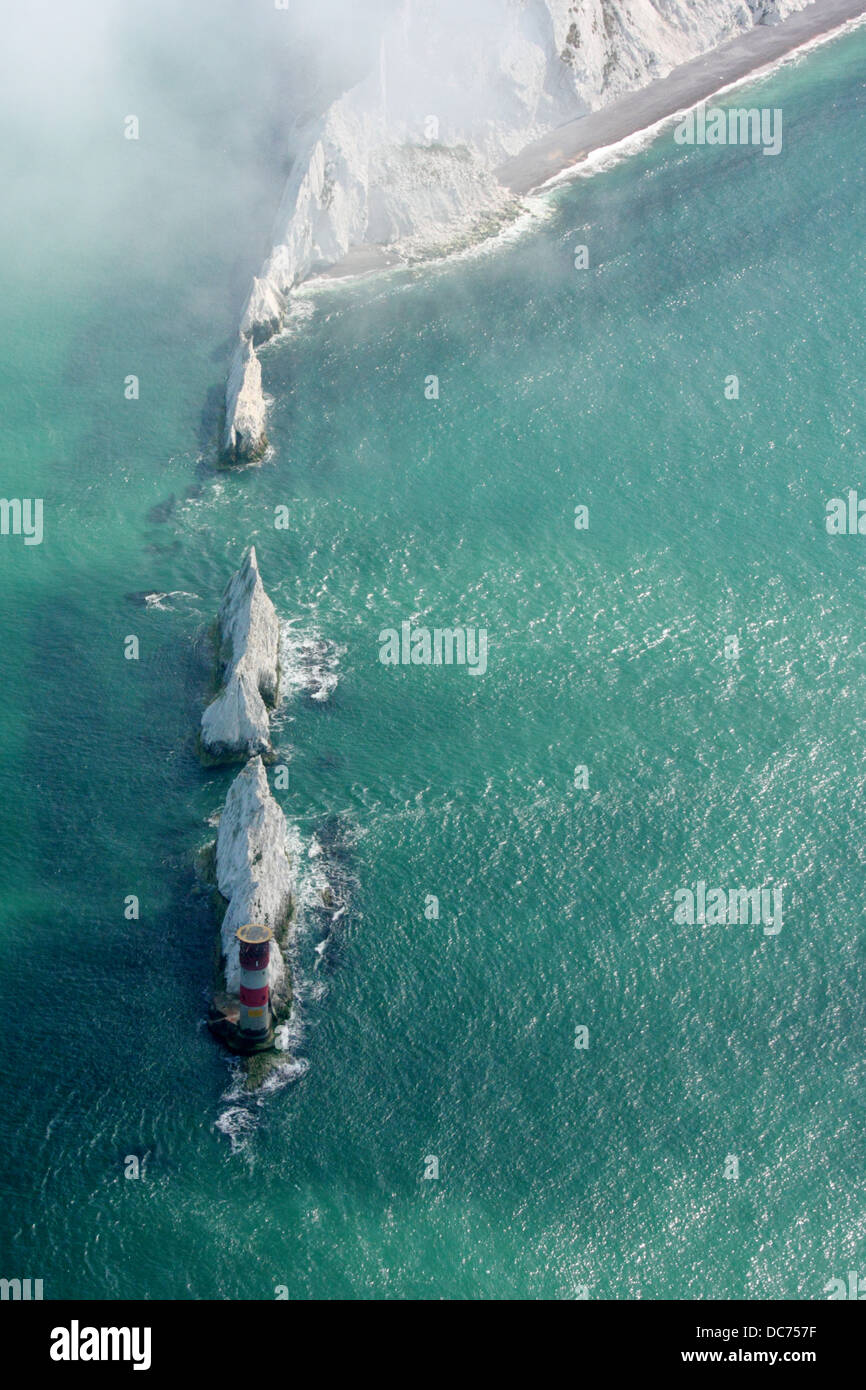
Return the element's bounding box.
[208,1000,275,1055]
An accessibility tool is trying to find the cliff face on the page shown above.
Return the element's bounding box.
[223,0,812,457]
[201,546,280,763]
[215,755,294,1010]
[546,1,808,102]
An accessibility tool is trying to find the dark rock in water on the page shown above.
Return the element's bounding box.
[145,540,182,556]
[313,751,345,775]
[315,813,355,863]
[147,494,176,524]
[184,483,205,500]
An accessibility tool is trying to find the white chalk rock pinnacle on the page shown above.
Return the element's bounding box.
[215,755,294,1006]
[201,546,280,763]
[223,336,268,464]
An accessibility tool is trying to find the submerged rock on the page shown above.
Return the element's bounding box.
[222,336,267,465]
[201,546,280,763]
[215,755,294,1012]
[147,494,176,524]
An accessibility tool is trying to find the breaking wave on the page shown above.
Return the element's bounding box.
[278,618,343,703]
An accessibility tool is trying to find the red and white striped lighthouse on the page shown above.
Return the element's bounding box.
[236,923,274,1050]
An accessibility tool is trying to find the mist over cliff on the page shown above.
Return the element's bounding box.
[222,0,814,459]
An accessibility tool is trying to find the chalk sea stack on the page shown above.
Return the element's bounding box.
[213,755,294,1011]
[200,546,280,763]
[207,756,296,1058]
[222,336,268,465]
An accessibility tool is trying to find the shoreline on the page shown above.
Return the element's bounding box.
[310,0,866,287]
[498,0,866,195]
[226,0,866,460]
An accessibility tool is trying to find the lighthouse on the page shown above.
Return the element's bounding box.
[236,923,274,1050]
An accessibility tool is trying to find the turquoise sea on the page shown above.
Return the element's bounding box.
[0,13,864,1299]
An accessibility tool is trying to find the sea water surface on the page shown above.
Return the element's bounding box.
[0,20,864,1300]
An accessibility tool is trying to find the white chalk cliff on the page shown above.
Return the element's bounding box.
[200,546,280,762]
[224,0,812,459]
[215,755,294,1008]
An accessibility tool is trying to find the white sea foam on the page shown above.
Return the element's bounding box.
[278,618,343,703]
[260,295,317,344]
[143,590,199,611]
[214,1103,257,1155]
